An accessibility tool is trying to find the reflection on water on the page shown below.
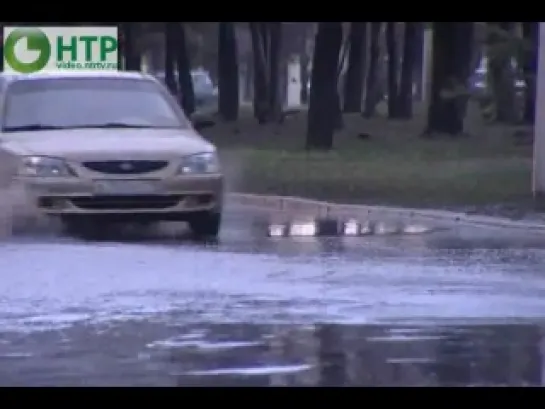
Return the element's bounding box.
[169,323,544,386]
[3,209,545,385]
[3,321,542,386]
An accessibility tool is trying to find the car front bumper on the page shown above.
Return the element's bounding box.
[16,174,224,216]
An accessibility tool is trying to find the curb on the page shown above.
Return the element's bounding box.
[266,218,441,237]
[226,193,545,234]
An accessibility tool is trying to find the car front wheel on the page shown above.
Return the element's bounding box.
[188,211,221,238]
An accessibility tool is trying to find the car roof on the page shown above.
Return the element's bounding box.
[0,70,157,84]
[153,69,211,78]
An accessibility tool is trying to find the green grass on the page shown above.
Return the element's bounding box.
[200,103,535,210]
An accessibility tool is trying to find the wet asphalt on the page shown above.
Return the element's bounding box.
[1,206,545,386]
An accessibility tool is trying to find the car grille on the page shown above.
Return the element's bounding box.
[70,195,181,210]
[83,160,168,175]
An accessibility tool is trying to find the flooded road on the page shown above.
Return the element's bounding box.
[1,206,545,386]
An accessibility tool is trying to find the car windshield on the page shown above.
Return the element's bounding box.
[2,77,190,132]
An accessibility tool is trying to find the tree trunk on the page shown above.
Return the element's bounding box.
[343,22,367,113]
[249,22,269,124]
[164,23,178,96]
[306,22,343,151]
[425,23,459,136]
[0,25,3,72]
[268,22,282,120]
[488,22,517,123]
[121,23,141,71]
[117,23,125,70]
[412,24,425,101]
[334,90,344,130]
[218,22,239,121]
[424,23,474,137]
[248,22,282,123]
[334,38,349,129]
[397,22,420,119]
[522,22,538,124]
[386,22,400,118]
[363,22,382,117]
[456,23,475,121]
[244,53,253,102]
[300,52,309,104]
[123,23,132,70]
[173,23,195,116]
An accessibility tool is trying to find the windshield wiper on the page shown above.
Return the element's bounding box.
[2,123,178,133]
[2,124,69,133]
[71,123,160,129]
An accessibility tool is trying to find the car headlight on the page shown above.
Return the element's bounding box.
[19,156,75,177]
[177,152,220,174]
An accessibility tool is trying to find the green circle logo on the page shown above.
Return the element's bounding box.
[4,28,51,73]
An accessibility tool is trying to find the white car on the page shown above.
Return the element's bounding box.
[154,69,218,112]
[0,71,224,238]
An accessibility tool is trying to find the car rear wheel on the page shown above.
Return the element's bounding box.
[188,211,221,238]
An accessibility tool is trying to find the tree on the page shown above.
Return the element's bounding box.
[300,52,310,104]
[424,23,474,136]
[522,22,538,124]
[173,23,195,116]
[333,32,349,129]
[397,22,421,119]
[306,22,343,150]
[250,23,267,123]
[412,24,425,101]
[268,22,283,121]
[279,23,312,105]
[487,22,517,123]
[218,22,240,121]
[121,23,141,71]
[241,50,253,102]
[386,22,400,118]
[249,22,283,124]
[0,25,3,72]
[185,23,218,80]
[164,23,178,96]
[343,22,367,113]
[363,23,382,117]
[293,24,315,105]
[116,23,125,70]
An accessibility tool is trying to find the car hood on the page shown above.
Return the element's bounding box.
[1,128,216,161]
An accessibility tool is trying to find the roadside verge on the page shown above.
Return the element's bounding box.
[227,193,545,234]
